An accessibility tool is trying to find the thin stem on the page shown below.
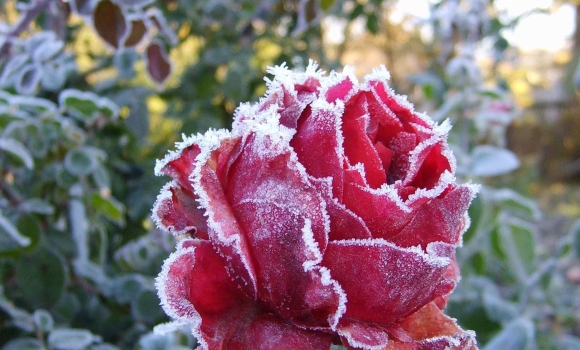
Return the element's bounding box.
[0,0,52,59]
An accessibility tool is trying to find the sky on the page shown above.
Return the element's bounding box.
[393,0,575,51]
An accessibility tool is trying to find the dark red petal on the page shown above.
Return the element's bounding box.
[198,164,258,298]
[342,93,386,188]
[291,101,345,200]
[156,239,254,349]
[227,133,329,254]
[309,178,372,241]
[322,240,454,325]
[153,181,208,238]
[337,321,390,350]
[225,133,344,328]
[229,314,333,350]
[386,302,477,350]
[389,184,477,249]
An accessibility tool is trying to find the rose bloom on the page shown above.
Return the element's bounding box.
[152,62,479,350]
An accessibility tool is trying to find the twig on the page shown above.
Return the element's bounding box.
[0,0,52,59]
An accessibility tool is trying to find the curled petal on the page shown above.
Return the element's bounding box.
[390,184,479,249]
[224,131,345,328]
[290,99,345,200]
[322,239,454,325]
[337,321,390,350]
[152,181,208,238]
[156,239,253,349]
[386,302,477,350]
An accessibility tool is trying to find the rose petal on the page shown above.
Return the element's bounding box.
[156,142,201,191]
[389,184,478,248]
[291,99,345,200]
[322,239,454,325]
[385,302,477,350]
[156,239,254,349]
[337,321,390,350]
[341,93,387,188]
[191,131,259,298]
[224,132,345,328]
[152,181,208,238]
[342,181,413,239]
[229,314,333,350]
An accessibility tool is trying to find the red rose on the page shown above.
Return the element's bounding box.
[153,62,479,350]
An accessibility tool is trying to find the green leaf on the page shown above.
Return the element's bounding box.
[470,145,520,177]
[491,188,541,220]
[48,329,97,350]
[0,137,34,169]
[366,13,379,34]
[111,274,150,304]
[19,198,55,215]
[131,289,164,322]
[482,292,518,323]
[320,0,334,10]
[15,248,67,309]
[59,89,119,123]
[33,309,54,333]
[64,147,103,176]
[0,212,31,253]
[499,217,537,280]
[69,196,89,261]
[484,318,535,350]
[90,193,125,225]
[2,338,46,350]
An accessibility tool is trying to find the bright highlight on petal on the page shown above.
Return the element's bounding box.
[153,61,479,350]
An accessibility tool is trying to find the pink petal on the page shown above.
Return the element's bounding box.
[389,184,478,249]
[322,239,455,325]
[152,181,208,238]
[229,314,333,350]
[325,77,354,103]
[156,239,254,349]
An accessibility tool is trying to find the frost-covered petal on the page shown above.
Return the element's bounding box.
[342,181,413,239]
[156,239,253,350]
[322,239,455,325]
[389,184,479,248]
[290,99,345,200]
[155,142,201,190]
[341,92,387,188]
[224,132,345,328]
[337,321,390,350]
[193,132,259,298]
[385,302,477,350]
[152,181,208,238]
[229,314,333,350]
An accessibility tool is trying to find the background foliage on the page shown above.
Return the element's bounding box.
[0,0,579,349]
